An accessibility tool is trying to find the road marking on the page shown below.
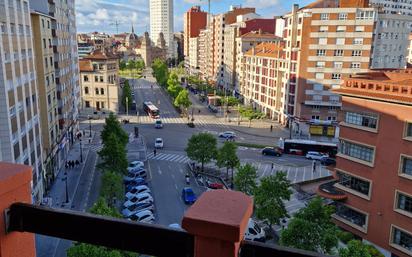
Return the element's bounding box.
[262,164,269,177]
[171,174,175,179]
[179,168,184,174]
[157,167,162,175]
[175,184,178,190]
[294,167,299,182]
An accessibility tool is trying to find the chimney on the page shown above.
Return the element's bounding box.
[252,47,255,55]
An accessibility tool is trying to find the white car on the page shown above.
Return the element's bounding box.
[127,161,144,172]
[244,219,265,242]
[219,131,236,139]
[155,138,163,148]
[122,202,154,218]
[125,186,151,199]
[123,193,154,208]
[305,151,328,160]
[128,210,155,223]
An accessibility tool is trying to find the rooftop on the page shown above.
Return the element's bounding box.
[82,49,119,61]
[245,42,284,58]
[78,59,93,72]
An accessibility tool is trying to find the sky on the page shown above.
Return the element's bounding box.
[75,0,313,34]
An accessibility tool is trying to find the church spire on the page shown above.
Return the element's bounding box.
[131,24,134,34]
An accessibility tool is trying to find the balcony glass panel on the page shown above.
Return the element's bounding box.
[337,171,370,196]
[335,204,367,229]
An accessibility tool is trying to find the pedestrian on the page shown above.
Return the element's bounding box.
[198,109,201,114]
[271,162,274,170]
[65,161,69,169]
[270,125,273,132]
[71,160,75,169]
[312,160,316,173]
[75,160,80,167]
[153,149,157,157]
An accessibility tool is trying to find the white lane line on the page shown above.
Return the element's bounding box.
[156,154,169,160]
[175,184,178,190]
[262,164,269,177]
[165,154,179,161]
[179,168,184,174]
[294,167,299,182]
[157,167,162,175]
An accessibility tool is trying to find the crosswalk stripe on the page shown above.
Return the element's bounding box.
[155,153,169,160]
[175,156,187,163]
[164,154,178,161]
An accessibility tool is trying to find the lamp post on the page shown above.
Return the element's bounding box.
[88,115,92,137]
[80,139,83,163]
[63,176,69,203]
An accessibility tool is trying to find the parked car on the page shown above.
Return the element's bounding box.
[122,202,154,218]
[262,147,282,157]
[128,210,155,223]
[208,105,218,113]
[168,223,182,230]
[123,193,154,208]
[320,157,336,166]
[207,182,224,190]
[182,187,197,205]
[155,119,163,129]
[127,161,144,172]
[244,219,266,242]
[155,138,164,149]
[125,178,147,191]
[125,186,151,198]
[124,170,147,183]
[218,131,236,139]
[305,151,328,160]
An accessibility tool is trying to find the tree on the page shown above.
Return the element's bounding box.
[233,163,258,196]
[121,80,132,111]
[98,133,128,175]
[216,142,239,185]
[152,58,168,87]
[101,113,129,147]
[174,89,192,113]
[222,96,239,107]
[119,60,127,71]
[254,172,292,227]
[100,171,124,207]
[339,240,372,257]
[185,133,217,172]
[167,83,183,99]
[239,106,265,127]
[279,197,339,254]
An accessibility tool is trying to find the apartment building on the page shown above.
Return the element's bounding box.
[242,42,286,120]
[188,37,199,75]
[318,69,412,257]
[370,0,412,16]
[0,0,44,203]
[30,10,59,189]
[183,6,207,58]
[150,0,176,58]
[282,0,411,139]
[408,33,412,64]
[79,50,120,114]
[235,31,282,96]
[198,28,211,81]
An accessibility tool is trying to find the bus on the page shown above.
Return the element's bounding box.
[143,101,160,119]
[279,139,338,157]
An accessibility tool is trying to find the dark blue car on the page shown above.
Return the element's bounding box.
[182,187,197,205]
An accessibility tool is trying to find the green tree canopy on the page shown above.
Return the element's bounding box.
[119,60,127,71]
[233,163,258,196]
[174,89,192,110]
[216,142,239,181]
[279,197,339,254]
[239,106,265,127]
[101,113,129,147]
[339,240,372,257]
[100,171,124,207]
[254,172,292,227]
[222,96,239,107]
[167,84,183,99]
[185,133,217,172]
[98,133,128,175]
[152,58,168,87]
[121,80,132,111]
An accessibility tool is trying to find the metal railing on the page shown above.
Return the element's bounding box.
[5,202,328,257]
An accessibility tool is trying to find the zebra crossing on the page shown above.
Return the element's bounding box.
[133,83,157,89]
[88,144,103,152]
[138,115,229,129]
[146,152,191,163]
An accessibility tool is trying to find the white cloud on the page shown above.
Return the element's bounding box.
[88,8,109,21]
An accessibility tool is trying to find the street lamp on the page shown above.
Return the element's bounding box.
[63,176,69,203]
[88,115,92,137]
[80,139,83,163]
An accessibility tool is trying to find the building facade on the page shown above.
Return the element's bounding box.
[242,42,286,120]
[318,69,412,257]
[188,37,199,75]
[150,0,175,58]
[0,0,44,203]
[79,50,120,114]
[183,6,207,58]
[30,10,59,191]
[370,0,412,16]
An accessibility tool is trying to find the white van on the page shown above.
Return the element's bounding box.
[244,219,265,242]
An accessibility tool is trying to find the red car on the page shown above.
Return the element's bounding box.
[208,183,224,189]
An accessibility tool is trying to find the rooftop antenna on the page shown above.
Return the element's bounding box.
[110,20,122,34]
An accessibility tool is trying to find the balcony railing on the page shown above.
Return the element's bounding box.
[5,202,329,257]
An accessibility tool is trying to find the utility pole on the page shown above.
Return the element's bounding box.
[110,20,122,34]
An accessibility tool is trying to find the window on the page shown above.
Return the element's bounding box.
[43,38,46,49]
[332,73,341,80]
[313,84,323,91]
[319,38,327,45]
[337,26,346,32]
[327,116,337,121]
[355,26,365,32]
[336,38,345,45]
[315,73,324,79]
[400,156,412,176]
[312,115,320,120]
[100,88,104,95]
[345,112,378,129]
[334,50,344,56]
[353,38,363,45]
[100,76,103,82]
[337,171,371,196]
[0,22,5,34]
[338,13,348,20]
[319,26,328,32]
[356,10,374,20]
[95,76,98,82]
[85,101,90,108]
[405,122,412,138]
[335,204,367,230]
[397,192,412,214]
[351,62,361,68]
[339,139,374,163]
[101,102,105,109]
[317,49,326,56]
[313,95,322,101]
[84,87,89,94]
[320,13,329,20]
[334,62,343,68]
[352,50,362,56]
[84,75,89,82]
[391,226,412,254]
[316,61,325,68]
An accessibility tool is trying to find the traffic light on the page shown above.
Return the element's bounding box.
[134,126,139,138]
